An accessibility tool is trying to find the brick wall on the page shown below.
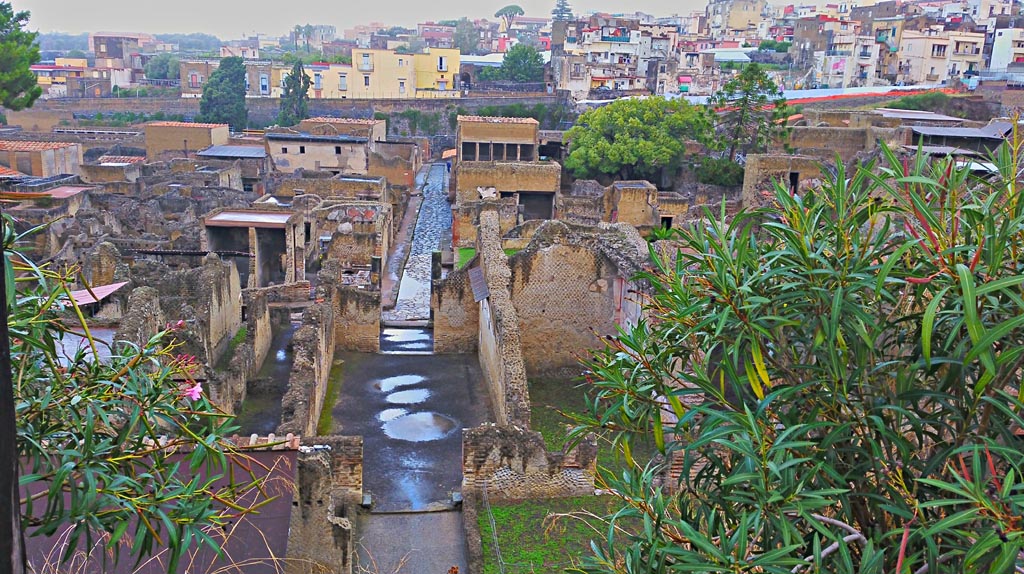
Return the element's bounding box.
[432,264,480,353]
[742,154,828,210]
[781,126,871,161]
[453,161,561,205]
[329,285,381,353]
[461,425,597,499]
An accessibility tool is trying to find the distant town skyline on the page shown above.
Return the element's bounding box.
[12,0,709,39]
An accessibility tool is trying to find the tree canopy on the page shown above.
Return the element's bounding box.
[564,97,707,181]
[495,4,525,31]
[454,18,480,55]
[499,44,544,83]
[143,52,180,80]
[0,3,41,111]
[197,56,247,131]
[705,63,789,162]
[278,61,311,127]
[570,140,1024,573]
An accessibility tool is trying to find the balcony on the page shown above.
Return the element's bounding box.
[825,50,852,56]
[357,61,374,72]
[876,33,888,42]
[926,73,940,81]
[954,48,981,55]
[601,35,632,42]
[858,51,872,58]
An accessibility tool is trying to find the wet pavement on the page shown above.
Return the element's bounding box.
[356,511,468,573]
[55,327,117,363]
[329,349,490,512]
[233,323,297,435]
[382,163,452,323]
[380,326,433,354]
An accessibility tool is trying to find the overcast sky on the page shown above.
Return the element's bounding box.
[11,0,708,38]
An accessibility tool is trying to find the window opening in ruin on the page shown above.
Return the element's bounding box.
[335,146,342,154]
[789,171,800,195]
[305,222,311,243]
[282,147,288,153]
[299,146,306,154]
[661,216,674,229]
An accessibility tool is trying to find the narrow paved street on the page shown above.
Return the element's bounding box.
[382,163,451,323]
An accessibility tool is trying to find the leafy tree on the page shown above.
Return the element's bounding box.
[278,60,311,126]
[495,4,525,31]
[197,56,247,131]
[143,53,180,80]
[552,0,574,21]
[154,33,221,52]
[4,215,267,572]
[564,97,707,180]
[706,63,789,162]
[36,32,88,51]
[0,3,41,111]
[454,18,480,55]
[499,44,544,83]
[570,142,1024,573]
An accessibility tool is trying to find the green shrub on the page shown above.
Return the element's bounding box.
[695,156,744,187]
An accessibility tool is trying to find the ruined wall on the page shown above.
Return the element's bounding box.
[80,163,142,184]
[114,286,165,349]
[742,154,828,210]
[212,287,273,413]
[477,207,531,427]
[288,438,363,574]
[780,126,871,161]
[453,161,561,204]
[432,263,479,353]
[461,425,597,499]
[278,302,336,436]
[368,142,420,192]
[328,284,380,353]
[312,201,391,268]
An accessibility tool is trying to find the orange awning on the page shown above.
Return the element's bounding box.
[441,148,457,159]
[65,282,128,305]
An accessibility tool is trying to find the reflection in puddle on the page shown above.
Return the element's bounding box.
[382,329,430,342]
[375,375,425,393]
[378,408,408,422]
[276,349,287,361]
[382,412,457,442]
[386,389,430,404]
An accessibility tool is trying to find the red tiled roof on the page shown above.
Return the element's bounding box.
[96,155,146,164]
[457,115,539,125]
[0,166,24,177]
[0,140,77,151]
[146,121,229,129]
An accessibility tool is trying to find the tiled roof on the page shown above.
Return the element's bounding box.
[0,166,24,177]
[95,155,146,164]
[304,117,383,125]
[0,140,77,151]
[146,121,229,129]
[457,115,540,125]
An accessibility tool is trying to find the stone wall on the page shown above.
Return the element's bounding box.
[80,163,142,184]
[368,142,420,192]
[326,284,381,353]
[288,438,363,574]
[462,425,597,499]
[780,126,871,161]
[278,302,336,436]
[452,161,561,205]
[477,207,531,427]
[742,154,829,210]
[508,221,647,377]
[432,263,480,353]
[211,286,273,414]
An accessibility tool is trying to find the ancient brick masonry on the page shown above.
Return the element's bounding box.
[277,302,337,436]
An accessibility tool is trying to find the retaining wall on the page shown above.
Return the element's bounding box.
[278,302,336,436]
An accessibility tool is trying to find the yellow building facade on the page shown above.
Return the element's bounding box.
[304,48,461,99]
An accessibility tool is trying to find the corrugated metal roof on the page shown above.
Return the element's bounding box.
[911,126,1007,139]
[197,145,267,159]
[874,108,963,122]
[206,210,292,229]
[65,281,128,305]
[266,132,368,144]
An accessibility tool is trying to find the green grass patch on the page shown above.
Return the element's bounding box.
[529,377,656,469]
[504,248,519,258]
[316,360,345,435]
[457,247,476,268]
[217,326,248,369]
[478,495,627,573]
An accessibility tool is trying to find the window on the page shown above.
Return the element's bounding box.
[282,147,288,153]
[398,58,404,67]
[438,56,448,71]
[399,80,406,94]
[335,146,342,154]
[339,74,347,90]
[189,73,199,88]
[280,73,288,88]
[259,73,269,95]
[299,146,306,154]
[438,80,447,90]
[364,75,370,87]
[314,73,322,89]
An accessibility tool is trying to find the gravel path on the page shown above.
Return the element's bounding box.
[382,163,451,322]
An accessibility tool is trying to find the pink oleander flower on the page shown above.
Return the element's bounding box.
[183,383,203,401]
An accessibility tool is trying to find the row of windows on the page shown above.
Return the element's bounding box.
[281,146,347,154]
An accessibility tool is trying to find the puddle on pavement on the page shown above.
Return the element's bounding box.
[382,329,430,343]
[378,408,408,422]
[374,374,425,392]
[56,327,117,364]
[382,412,457,442]
[385,389,430,404]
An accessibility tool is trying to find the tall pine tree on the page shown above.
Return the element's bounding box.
[197,56,247,131]
[551,0,574,21]
[278,61,311,126]
[0,3,41,111]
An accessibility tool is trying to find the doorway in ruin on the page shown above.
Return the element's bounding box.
[207,227,252,287]
[255,228,287,287]
[519,191,555,221]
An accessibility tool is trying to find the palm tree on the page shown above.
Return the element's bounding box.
[293,25,302,50]
[302,24,314,53]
